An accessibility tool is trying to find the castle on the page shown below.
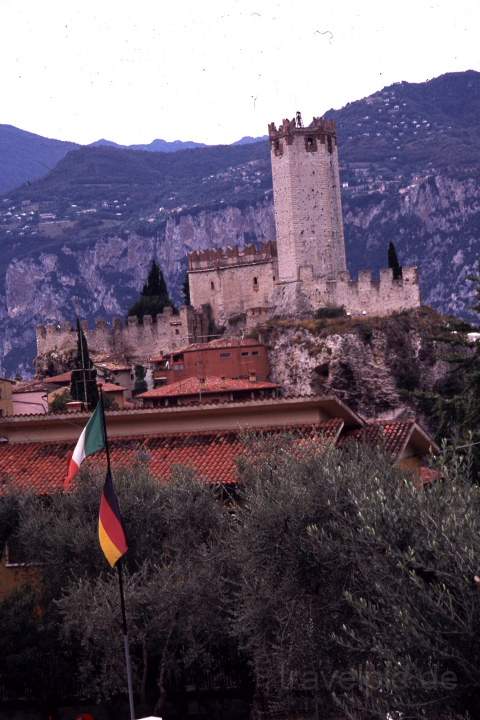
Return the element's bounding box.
[36,113,420,365]
[188,114,420,327]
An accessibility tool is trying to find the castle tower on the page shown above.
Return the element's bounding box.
[268,115,347,283]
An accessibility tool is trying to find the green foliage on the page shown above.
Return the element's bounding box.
[7,438,480,717]
[70,319,99,410]
[133,364,147,395]
[50,389,72,412]
[182,271,191,306]
[128,260,172,320]
[313,305,346,320]
[388,240,402,280]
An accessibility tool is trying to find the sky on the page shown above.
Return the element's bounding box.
[1,0,479,146]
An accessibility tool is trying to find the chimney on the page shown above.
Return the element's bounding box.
[249,371,257,383]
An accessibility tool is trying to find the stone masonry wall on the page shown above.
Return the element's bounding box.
[272,266,420,318]
[189,259,276,328]
[269,117,347,283]
[36,306,209,363]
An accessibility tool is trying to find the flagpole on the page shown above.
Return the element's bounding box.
[99,389,136,720]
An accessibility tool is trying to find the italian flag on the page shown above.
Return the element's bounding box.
[65,402,105,488]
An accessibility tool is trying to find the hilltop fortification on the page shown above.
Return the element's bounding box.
[36,305,209,373]
[188,112,420,327]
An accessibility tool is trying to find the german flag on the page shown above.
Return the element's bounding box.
[98,470,128,567]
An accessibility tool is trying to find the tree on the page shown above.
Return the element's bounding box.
[70,318,98,410]
[11,464,233,715]
[182,272,191,307]
[231,434,480,719]
[388,241,403,280]
[128,260,172,321]
[133,364,147,395]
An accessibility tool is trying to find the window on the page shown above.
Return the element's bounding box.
[253,276,259,291]
[251,351,259,356]
[273,139,283,156]
[210,281,215,290]
[220,352,231,358]
[305,136,317,152]
[241,351,249,356]
[175,329,180,335]
[173,353,184,362]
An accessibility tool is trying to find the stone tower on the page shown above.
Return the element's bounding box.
[268,115,347,283]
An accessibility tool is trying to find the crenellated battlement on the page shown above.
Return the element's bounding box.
[36,305,210,367]
[272,266,420,319]
[188,241,277,272]
[268,115,337,147]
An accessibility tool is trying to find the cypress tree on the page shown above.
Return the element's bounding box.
[128,260,172,320]
[182,272,191,307]
[70,319,98,410]
[388,242,403,280]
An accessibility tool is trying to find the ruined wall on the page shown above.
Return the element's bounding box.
[269,117,347,282]
[36,306,210,363]
[189,243,277,327]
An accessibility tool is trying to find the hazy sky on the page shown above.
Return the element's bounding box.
[1,0,478,145]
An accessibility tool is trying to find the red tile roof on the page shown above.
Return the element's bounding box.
[341,421,416,461]
[44,371,72,384]
[0,420,343,494]
[99,382,128,393]
[139,376,279,399]
[175,337,265,354]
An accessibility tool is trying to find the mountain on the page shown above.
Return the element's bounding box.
[91,138,208,152]
[0,125,265,195]
[1,69,480,376]
[232,135,268,145]
[0,125,78,195]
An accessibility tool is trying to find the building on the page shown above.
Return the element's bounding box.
[12,380,48,415]
[188,114,421,327]
[152,338,270,386]
[0,378,14,417]
[139,376,280,407]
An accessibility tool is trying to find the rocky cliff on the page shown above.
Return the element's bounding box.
[262,307,471,432]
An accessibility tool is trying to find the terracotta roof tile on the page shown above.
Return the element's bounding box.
[0,421,341,494]
[139,376,279,399]
[44,371,72,384]
[341,421,415,461]
[174,337,265,354]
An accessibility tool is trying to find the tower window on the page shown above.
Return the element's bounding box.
[305,136,317,152]
[210,281,215,290]
[253,276,259,291]
[273,139,283,156]
[327,135,333,154]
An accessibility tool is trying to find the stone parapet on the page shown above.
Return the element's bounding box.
[271,266,420,319]
[36,306,210,364]
[188,241,277,272]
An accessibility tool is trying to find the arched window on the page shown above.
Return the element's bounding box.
[210,280,215,291]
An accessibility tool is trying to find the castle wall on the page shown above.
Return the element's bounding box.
[36,306,209,364]
[269,117,347,283]
[272,267,420,318]
[189,243,277,327]
[189,260,276,328]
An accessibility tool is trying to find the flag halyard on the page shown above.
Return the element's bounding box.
[98,469,128,567]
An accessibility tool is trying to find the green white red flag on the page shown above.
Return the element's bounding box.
[65,402,105,488]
